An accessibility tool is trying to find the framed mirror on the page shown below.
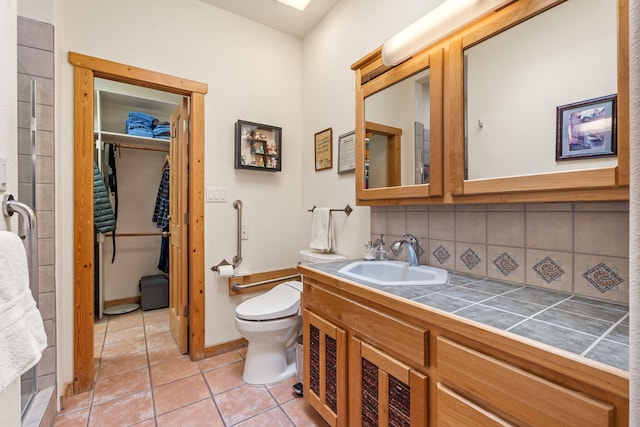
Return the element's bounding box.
[353,47,444,203]
[449,0,628,197]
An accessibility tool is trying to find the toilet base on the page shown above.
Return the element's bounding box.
[242,347,296,385]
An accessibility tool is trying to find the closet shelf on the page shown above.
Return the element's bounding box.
[96,131,170,151]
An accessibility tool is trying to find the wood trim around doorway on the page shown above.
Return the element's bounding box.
[69,52,208,393]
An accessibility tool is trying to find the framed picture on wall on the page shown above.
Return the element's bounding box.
[556,94,617,161]
[337,131,356,174]
[234,120,282,171]
[314,127,333,171]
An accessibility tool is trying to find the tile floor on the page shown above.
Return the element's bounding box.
[53,308,328,427]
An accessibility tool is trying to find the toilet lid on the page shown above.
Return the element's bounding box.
[236,281,302,321]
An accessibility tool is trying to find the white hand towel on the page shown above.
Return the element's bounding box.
[310,207,334,252]
[0,231,47,393]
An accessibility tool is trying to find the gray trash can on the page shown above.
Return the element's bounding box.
[295,335,304,384]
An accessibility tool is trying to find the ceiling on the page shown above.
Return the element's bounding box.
[199,0,340,38]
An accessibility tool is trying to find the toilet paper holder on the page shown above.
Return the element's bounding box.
[211,199,243,274]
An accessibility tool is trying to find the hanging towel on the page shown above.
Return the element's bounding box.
[0,231,47,393]
[310,207,334,252]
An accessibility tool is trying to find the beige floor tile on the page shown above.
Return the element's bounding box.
[146,330,177,349]
[89,390,154,427]
[203,360,245,395]
[144,320,170,336]
[101,336,146,359]
[150,356,200,387]
[267,376,298,404]
[106,312,143,332]
[98,350,148,379]
[156,398,225,427]
[282,397,330,426]
[93,367,150,405]
[235,407,294,426]
[198,350,244,372]
[53,408,90,427]
[153,375,212,415]
[143,308,170,322]
[147,342,183,366]
[60,389,93,414]
[104,325,145,345]
[130,419,157,427]
[215,384,277,425]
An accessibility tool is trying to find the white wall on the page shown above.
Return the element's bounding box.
[300,0,443,254]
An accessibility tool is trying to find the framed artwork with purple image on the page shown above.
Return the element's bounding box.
[556,94,617,161]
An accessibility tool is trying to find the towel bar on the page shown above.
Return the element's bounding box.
[307,204,353,216]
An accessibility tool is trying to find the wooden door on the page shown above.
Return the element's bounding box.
[169,98,189,354]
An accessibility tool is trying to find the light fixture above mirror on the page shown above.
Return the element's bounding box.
[277,0,311,11]
[381,0,512,66]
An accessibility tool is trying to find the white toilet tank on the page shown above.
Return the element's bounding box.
[299,249,346,264]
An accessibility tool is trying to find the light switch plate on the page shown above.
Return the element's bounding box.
[206,187,227,203]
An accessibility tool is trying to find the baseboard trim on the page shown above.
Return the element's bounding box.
[104,296,141,308]
[204,338,247,358]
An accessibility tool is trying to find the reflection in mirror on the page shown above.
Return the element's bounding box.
[464,0,617,180]
[364,68,430,188]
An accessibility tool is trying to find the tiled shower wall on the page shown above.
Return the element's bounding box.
[371,202,629,305]
[17,16,56,391]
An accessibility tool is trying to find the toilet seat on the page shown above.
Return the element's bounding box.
[235,281,302,321]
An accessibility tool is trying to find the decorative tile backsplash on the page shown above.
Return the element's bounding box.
[371,202,629,305]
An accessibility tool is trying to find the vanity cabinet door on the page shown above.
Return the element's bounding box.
[349,337,428,427]
[303,309,348,427]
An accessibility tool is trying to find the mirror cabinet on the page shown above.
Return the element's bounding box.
[352,0,629,205]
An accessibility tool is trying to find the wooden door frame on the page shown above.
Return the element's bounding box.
[69,52,208,393]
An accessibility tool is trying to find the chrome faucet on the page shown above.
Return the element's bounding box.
[390,234,421,266]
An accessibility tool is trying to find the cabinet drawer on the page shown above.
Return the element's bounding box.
[436,337,614,426]
[436,383,512,427]
[304,283,428,367]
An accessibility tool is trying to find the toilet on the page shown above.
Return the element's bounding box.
[235,250,345,385]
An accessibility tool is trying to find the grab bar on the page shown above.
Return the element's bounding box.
[211,199,243,273]
[232,200,242,267]
[2,194,39,301]
[231,273,301,292]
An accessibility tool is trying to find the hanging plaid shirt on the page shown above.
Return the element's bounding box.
[152,165,170,229]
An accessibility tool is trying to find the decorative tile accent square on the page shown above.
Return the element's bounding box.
[532,256,565,284]
[582,263,624,293]
[460,248,482,270]
[433,244,451,265]
[493,252,519,276]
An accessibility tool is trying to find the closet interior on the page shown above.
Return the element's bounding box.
[93,78,186,319]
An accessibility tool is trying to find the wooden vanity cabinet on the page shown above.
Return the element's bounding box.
[300,268,629,426]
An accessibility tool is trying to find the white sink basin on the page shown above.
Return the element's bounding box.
[338,261,449,286]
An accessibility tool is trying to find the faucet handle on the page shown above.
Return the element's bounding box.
[402,233,418,245]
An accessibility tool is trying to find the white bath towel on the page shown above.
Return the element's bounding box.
[310,207,334,252]
[0,231,47,393]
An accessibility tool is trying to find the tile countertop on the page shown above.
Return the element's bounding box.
[302,259,630,372]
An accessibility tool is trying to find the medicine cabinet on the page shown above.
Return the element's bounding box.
[352,46,444,204]
[352,0,629,205]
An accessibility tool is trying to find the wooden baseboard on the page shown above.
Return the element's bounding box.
[204,338,247,358]
[104,296,141,308]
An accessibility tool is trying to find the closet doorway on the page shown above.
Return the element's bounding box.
[70,52,208,393]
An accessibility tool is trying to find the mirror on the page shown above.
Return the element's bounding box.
[364,68,431,188]
[464,0,619,180]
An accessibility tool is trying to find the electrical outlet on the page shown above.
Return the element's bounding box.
[241,224,249,240]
